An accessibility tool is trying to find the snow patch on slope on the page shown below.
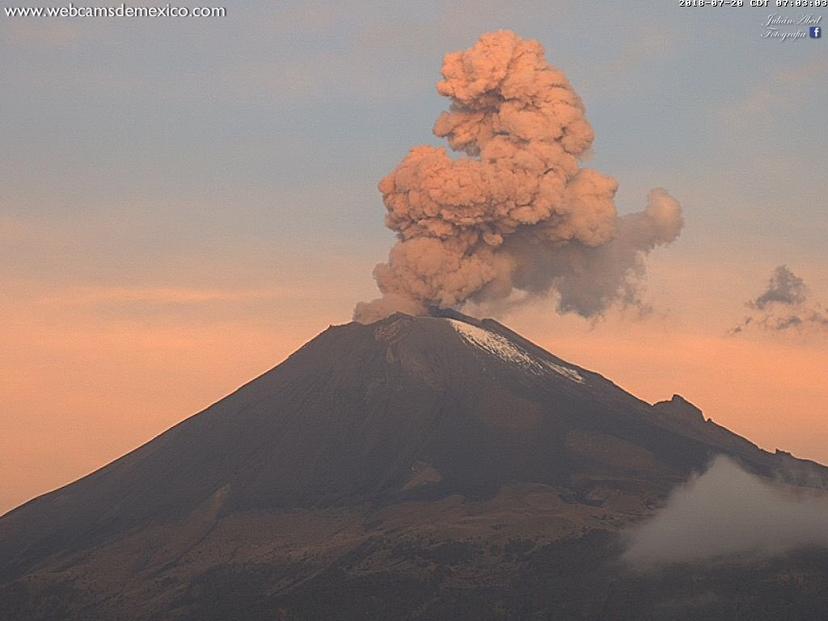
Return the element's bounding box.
[447,319,584,383]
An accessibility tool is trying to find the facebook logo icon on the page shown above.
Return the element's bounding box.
[810,26,822,39]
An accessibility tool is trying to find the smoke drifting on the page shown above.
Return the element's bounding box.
[354,31,683,323]
[624,456,828,567]
[751,265,807,309]
[730,265,828,334]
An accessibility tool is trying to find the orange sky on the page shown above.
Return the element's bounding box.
[2,254,827,516]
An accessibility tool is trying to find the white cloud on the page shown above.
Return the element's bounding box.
[624,456,828,567]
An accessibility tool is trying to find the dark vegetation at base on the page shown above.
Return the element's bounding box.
[161,536,828,621]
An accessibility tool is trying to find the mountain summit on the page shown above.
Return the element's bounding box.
[2,312,828,620]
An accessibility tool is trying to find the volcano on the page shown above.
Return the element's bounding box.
[2,312,828,620]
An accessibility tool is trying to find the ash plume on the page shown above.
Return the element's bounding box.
[730,265,828,334]
[354,31,683,323]
[624,456,828,567]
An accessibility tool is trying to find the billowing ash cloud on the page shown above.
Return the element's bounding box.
[354,31,683,323]
[730,265,828,334]
[624,456,828,567]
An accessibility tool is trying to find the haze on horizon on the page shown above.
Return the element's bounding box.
[1,0,826,515]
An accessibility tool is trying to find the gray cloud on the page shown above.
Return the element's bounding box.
[501,188,682,318]
[730,265,828,334]
[751,265,807,310]
[623,456,828,567]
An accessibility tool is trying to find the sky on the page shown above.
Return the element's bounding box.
[1,0,827,514]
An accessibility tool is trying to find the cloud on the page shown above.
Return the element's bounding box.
[730,266,828,334]
[624,456,828,567]
[750,265,807,310]
[354,31,682,323]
